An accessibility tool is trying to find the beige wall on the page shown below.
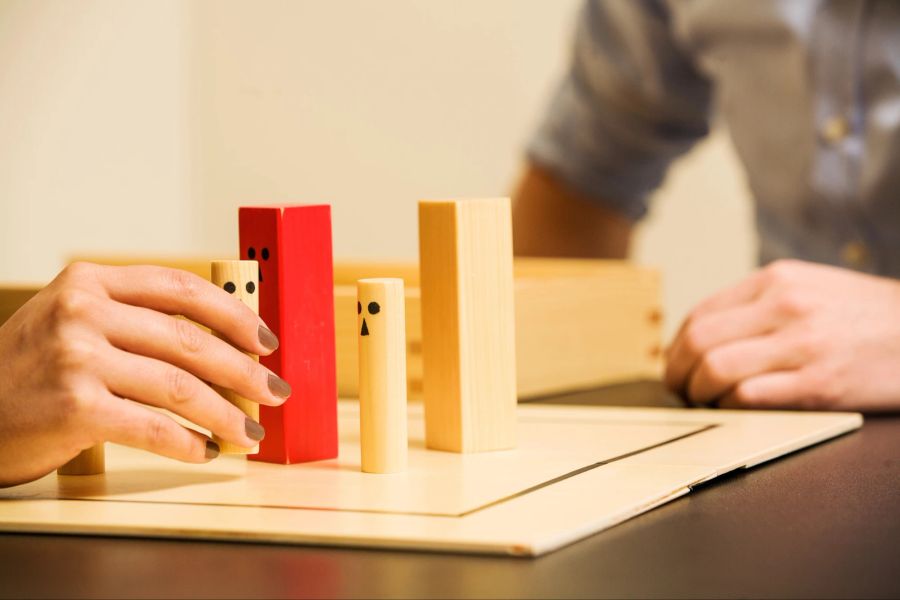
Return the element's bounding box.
[0,0,755,341]
[0,0,193,281]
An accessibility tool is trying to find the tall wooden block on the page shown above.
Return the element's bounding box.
[210,260,260,455]
[357,278,408,474]
[418,198,517,453]
[239,205,338,464]
[57,444,105,476]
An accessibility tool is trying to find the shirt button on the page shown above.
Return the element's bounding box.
[821,115,850,144]
[841,241,870,269]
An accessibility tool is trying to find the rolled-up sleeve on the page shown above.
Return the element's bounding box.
[527,0,713,220]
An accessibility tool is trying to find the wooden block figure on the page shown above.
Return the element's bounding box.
[239,205,338,464]
[210,260,260,455]
[57,444,105,476]
[357,278,408,474]
[418,198,517,453]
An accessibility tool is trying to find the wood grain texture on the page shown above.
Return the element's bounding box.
[419,199,517,453]
[57,444,105,476]
[0,403,862,557]
[357,278,408,474]
[210,260,260,455]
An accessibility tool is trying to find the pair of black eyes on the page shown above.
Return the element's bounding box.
[247,247,270,261]
[224,281,255,295]
[358,301,381,315]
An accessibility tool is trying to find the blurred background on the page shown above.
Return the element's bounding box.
[0,0,756,340]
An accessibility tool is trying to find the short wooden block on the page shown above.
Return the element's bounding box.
[419,198,517,453]
[57,444,105,476]
[210,260,260,455]
[239,205,338,464]
[357,278,408,474]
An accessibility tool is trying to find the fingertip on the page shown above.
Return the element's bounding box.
[266,371,291,402]
[204,440,220,460]
[245,417,265,443]
[257,323,279,354]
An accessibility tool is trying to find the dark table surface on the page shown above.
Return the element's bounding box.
[2,382,898,599]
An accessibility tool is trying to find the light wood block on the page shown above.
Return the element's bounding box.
[419,198,517,453]
[210,260,260,455]
[0,403,861,557]
[57,444,105,476]
[357,278,408,474]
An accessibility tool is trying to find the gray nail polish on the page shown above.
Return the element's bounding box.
[268,372,292,398]
[205,440,220,459]
[245,417,266,442]
[258,324,279,351]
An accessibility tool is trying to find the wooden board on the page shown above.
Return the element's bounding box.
[0,402,860,556]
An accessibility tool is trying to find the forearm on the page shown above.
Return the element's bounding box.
[511,162,634,259]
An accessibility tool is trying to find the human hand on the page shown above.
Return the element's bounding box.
[665,259,900,412]
[0,262,290,487]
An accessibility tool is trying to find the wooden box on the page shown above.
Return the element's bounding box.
[1,257,663,399]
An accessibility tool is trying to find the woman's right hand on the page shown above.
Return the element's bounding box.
[0,262,291,488]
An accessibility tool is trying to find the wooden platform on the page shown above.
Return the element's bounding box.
[0,402,860,556]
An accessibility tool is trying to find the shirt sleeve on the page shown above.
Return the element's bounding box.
[527,0,713,220]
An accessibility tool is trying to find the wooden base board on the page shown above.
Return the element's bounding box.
[0,403,860,556]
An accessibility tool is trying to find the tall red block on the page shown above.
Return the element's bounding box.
[239,205,338,464]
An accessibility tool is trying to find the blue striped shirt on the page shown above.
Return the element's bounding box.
[529,0,900,274]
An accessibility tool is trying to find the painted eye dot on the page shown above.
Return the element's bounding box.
[261,247,270,261]
[368,301,380,315]
[224,281,236,294]
[357,301,361,314]
[247,247,256,260]
[246,282,256,294]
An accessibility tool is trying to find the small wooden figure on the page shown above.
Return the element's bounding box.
[211,260,260,455]
[239,206,338,464]
[418,198,517,453]
[57,444,105,476]
[357,278,408,474]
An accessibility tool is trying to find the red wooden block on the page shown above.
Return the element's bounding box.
[239,205,338,464]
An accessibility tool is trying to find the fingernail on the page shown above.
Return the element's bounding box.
[205,440,220,459]
[245,417,266,442]
[258,324,279,351]
[267,372,292,398]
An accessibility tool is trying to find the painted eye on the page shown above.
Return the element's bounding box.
[357,301,362,314]
[247,247,256,260]
[246,282,256,294]
[368,302,380,315]
[261,247,270,261]
[224,282,236,294]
